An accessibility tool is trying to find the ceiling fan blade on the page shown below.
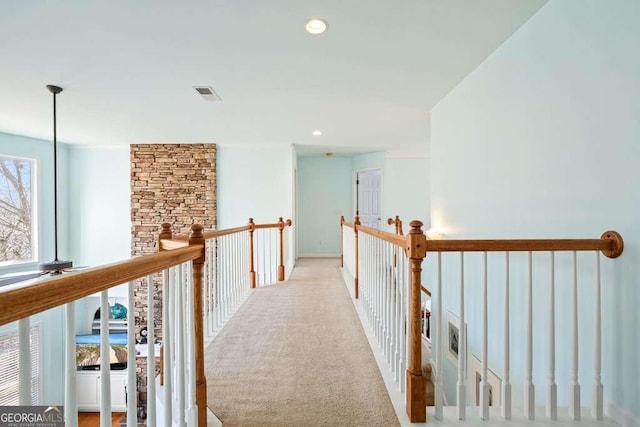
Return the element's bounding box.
[0,271,48,287]
[62,266,90,272]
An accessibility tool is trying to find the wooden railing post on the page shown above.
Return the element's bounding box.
[159,222,173,246]
[354,215,361,299]
[189,224,207,427]
[249,218,256,288]
[340,215,345,268]
[277,217,286,281]
[406,220,428,423]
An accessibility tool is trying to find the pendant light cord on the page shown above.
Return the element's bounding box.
[52,90,59,262]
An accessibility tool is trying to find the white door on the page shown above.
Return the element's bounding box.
[357,170,382,229]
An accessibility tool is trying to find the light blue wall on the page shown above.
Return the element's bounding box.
[67,146,131,332]
[351,150,430,233]
[383,155,430,231]
[431,0,639,419]
[297,156,352,256]
[352,151,384,172]
[68,146,131,267]
[0,131,70,405]
[217,146,293,228]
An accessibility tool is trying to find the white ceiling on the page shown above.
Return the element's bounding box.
[0,0,546,154]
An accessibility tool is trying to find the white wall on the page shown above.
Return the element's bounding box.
[431,0,639,420]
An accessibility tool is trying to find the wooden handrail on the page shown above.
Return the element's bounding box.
[342,221,354,228]
[421,285,431,297]
[254,223,281,229]
[387,215,404,235]
[357,223,407,249]
[423,230,623,258]
[0,245,202,327]
[202,225,251,240]
[162,225,251,242]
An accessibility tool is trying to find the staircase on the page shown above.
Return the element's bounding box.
[424,362,435,407]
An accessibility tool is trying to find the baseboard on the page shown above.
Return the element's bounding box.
[606,400,640,427]
[298,254,340,258]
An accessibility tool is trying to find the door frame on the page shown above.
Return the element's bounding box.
[351,167,383,224]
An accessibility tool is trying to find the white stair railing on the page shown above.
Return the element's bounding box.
[340,215,624,424]
[425,232,623,423]
[0,240,203,427]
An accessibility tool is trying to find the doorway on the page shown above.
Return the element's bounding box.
[355,169,382,229]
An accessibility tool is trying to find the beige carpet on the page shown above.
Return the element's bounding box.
[205,258,400,427]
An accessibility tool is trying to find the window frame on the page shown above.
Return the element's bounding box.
[0,154,38,267]
[0,322,43,405]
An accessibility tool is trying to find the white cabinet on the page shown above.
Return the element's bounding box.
[76,369,128,412]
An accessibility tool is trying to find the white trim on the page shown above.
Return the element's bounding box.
[605,400,640,427]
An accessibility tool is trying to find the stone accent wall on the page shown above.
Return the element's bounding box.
[130,143,216,400]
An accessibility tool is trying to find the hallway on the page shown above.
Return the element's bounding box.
[204,258,399,426]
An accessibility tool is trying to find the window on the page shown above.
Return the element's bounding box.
[0,155,36,265]
[0,324,41,405]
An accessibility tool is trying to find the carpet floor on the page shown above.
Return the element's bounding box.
[205,258,400,426]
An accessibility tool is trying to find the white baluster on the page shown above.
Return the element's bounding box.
[65,304,78,427]
[400,253,408,393]
[547,252,557,420]
[147,275,157,426]
[185,262,197,426]
[127,282,137,427]
[390,246,397,378]
[524,252,535,420]
[479,252,489,420]
[384,242,391,362]
[457,252,466,420]
[502,252,511,420]
[100,290,112,427]
[18,317,31,405]
[163,269,173,426]
[569,251,581,420]
[593,252,603,420]
[205,241,211,337]
[435,252,443,420]
[175,264,186,426]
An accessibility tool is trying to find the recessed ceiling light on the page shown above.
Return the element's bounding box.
[305,18,328,35]
[312,130,322,136]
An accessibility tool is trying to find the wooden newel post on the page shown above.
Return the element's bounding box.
[354,215,361,299]
[189,224,207,427]
[158,222,173,250]
[340,216,345,268]
[248,218,256,288]
[277,217,286,281]
[406,220,428,423]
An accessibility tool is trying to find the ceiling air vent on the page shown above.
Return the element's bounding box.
[193,86,222,101]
